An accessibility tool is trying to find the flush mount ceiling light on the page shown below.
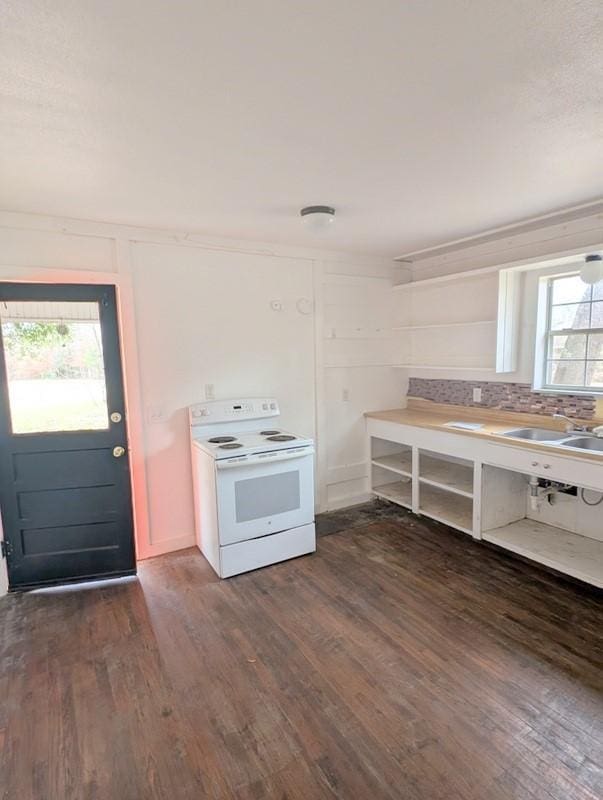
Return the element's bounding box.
[300,205,335,232]
[580,253,603,285]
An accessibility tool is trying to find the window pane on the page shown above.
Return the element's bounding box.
[546,360,585,387]
[588,333,603,360]
[586,361,603,388]
[593,282,603,302]
[550,303,593,330]
[550,333,587,359]
[551,275,591,305]
[591,301,603,328]
[0,301,109,434]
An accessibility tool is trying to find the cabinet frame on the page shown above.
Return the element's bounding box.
[366,416,603,585]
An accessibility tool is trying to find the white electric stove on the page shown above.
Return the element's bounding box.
[189,398,316,578]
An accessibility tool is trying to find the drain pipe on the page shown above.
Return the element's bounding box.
[529,476,574,511]
[529,475,540,512]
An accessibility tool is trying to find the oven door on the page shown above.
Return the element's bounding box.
[215,447,314,545]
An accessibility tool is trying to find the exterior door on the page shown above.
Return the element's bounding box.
[0,283,135,589]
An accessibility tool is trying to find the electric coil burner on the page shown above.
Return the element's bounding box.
[189,397,315,578]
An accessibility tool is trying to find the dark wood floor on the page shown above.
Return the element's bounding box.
[1,502,602,799]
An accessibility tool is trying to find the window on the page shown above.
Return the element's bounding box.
[540,274,603,392]
[0,301,109,433]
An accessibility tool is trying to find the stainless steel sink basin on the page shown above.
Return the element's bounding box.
[560,437,603,452]
[501,428,569,442]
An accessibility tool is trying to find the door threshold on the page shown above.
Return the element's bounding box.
[10,569,137,593]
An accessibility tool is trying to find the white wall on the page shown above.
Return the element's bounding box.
[0,212,403,574]
[130,242,316,550]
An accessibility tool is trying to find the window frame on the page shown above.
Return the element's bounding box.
[536,272,603,394]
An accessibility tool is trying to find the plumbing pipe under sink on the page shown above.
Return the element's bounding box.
[528,475,575,511]
[528,475,541,511]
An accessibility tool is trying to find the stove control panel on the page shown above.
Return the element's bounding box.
[189,398,280,425]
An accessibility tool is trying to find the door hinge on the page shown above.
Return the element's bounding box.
[1,540,12,559]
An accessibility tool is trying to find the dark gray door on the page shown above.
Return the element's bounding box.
[0,283,135,589]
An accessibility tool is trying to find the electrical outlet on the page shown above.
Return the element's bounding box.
[473,387,482,403]
[205,383,215,401]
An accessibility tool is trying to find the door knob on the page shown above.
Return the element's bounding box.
[113,446,126,458]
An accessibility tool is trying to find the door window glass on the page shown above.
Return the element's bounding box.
[0,301,109,433]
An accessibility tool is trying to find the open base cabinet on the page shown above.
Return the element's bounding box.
[481,464,603,588]
[369,432,603,588]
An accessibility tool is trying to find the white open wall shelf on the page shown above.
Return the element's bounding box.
[324,363,403,369]
[392,364,494,371]
[389,266,500,373]
[326,363,496,372]
[326,320,496,337]
[392,320,496,331]
[325,325,496,371]
[390,262,502,292]
[325,327,389,340]
[323,261,499,373]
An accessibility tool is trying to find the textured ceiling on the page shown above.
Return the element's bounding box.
[1,1,602,256]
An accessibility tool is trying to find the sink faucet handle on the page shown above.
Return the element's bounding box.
[552,412,588,433]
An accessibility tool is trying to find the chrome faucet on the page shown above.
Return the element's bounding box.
[552,413,589,433]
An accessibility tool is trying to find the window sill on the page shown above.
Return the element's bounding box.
[532,386,602,397]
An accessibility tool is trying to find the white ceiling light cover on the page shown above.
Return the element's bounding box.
[580,254,603,285]
[300,205,335,233]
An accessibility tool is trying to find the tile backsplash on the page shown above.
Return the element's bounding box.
[407,378,597,419]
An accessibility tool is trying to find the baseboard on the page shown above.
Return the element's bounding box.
[137,534,196,560]
[326,491,373,511]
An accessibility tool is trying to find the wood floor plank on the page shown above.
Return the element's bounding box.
[0,501,601,799]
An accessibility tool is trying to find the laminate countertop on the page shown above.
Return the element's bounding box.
[365,399,603,464]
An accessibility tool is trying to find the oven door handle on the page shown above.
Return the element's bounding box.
[216,447,314,470]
